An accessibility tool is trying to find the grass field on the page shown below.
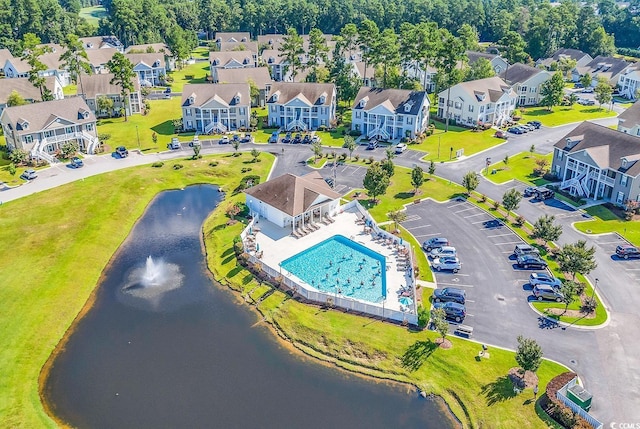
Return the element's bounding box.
[79,6,107,26]
[574,205,640,246]
[62,84,77,96]
[0,153,273,427]
[520,105,617,127]
[483,152,553,185]
[167,61,211,93]
[415,122,505,161]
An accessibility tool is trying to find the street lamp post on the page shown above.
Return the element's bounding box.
[590,278,599,300]
[485,157,491,175]
[136,125,140,150]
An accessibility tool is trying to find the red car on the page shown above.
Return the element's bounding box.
[494,130,508,139]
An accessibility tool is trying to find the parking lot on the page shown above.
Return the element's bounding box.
[402,199,550,339]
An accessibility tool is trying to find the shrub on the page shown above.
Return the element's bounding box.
[209,161,219,167]
[173,163,184,170]
[417,305,429,328]
[339,153,347,160]
[514,215,525,227]
[151,161,164,168]
[368,156,374,164]
[574,281,586,296]
[241,167,253,173]
[479,194,487,203]
[581,296,597,313]
[349,130,361,136]
[354,154,360,161]
[492,200,500,210]
[547,247,562,260]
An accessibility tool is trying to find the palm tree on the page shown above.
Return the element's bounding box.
[387,210,407,233]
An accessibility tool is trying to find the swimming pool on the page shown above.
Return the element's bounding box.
[280,235,386,303]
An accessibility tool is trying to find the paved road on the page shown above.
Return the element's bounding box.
[2,115,638,423]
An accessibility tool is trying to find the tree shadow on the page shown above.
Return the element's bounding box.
[151,120,175,135]
[401,339,438,371]
[394,192,415,200]
[481,375,517,406]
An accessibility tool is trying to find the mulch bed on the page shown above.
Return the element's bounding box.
[508,367,538,389]
[435,337,453,349]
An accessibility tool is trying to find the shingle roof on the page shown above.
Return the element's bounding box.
[86,48,118,68]
[79,36,123,50]
[125,43,172,56]
[244,171,341,217]
[1,97,95,136]
[181,83,250,107]
[453,76,515,102]
[353,62,375,79]
[218,41,259,54]
[582,55,630,80]
[267,82,335,106]
[216,67,273,88]
[554,121,640,177]
[466,50,497,64]
[78,73,140,99]
[618,102,640,129]
[257,34,285,50]
[209,50,254,67]
[500,63,548,85]
[0,49,13,69]
[125,53,164,68]
[0,77,57,104]
[352,87,427,116]
[261,49,283,65]
[215,32,251,43]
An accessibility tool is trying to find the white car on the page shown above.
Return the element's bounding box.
[431,257,461,273]
[395,143,407,154]
[429,246,457,259]
[20,169,37,180]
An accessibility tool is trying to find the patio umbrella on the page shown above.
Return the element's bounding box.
[256,243,260,251]
[399,297,413,306]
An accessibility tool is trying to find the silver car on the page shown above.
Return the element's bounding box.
[431,257,461,273]
[529,272,562,288]
[429,246,457,259]
[533,284,564,302]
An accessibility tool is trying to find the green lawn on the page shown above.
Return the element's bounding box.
[167,61,210,93]
[97,97,184,151]
[0,153,274,427]
[483,152,553,185]
[520,105,617,127]
[205,192,567,428]
[62,84,77,96]
[79,6,107,26]
[414,122,505,161]
[574,205,640,246]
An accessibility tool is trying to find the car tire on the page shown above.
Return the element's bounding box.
[453,269,459,273]
[426,247,432,252]
[624,255,629,260]
[537,296,543,301]
[435,298,441,303]
[455,316,461,322]
[524,264,529,269]
[436,266,441,271]
[556,297,562,302]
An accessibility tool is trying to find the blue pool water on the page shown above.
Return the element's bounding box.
[281,235,386,303]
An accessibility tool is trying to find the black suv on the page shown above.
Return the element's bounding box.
[534,187,554,200]
[432,301,466,323]
[423,237,449,252]
[302,134,311,144]
[281,132,292,143]
[616,245,640,260]
[115,146,129,158]
[516,254,547,269]
[433,287,466,305]
[367,140,379,150]
[293,133,303,144]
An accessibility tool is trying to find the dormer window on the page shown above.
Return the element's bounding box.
[272,93,279,102]
[319,95,326,104]
[234,93,241,103]
[243,58,249,64]
[621,158,628,168]
[268,57,274,64]
[359,97,368,108]
[153,60,160,67]
[241,37,247,42]
[20,121,28,130]
[188,96,195,104]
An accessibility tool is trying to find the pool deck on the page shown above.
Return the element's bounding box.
[249,206,416,314]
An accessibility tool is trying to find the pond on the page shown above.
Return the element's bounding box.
[43,185,459,429]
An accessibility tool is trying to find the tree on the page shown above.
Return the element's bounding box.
[431,308,450,344]
[59,33,91,98]
[363,163,390,204]
[343,135,356,159]
[539,72,565,111]
[8,163,16,180]
[9,149,28,165]
[232,139,240,154]
[279,27,304,82]
[462,171,479,195]
[6,90,27,107]
[96,95,115,117]
[357,20,380,86]
[558,56,577,79]
[503,154,509,166]
[457,23,479,51]
[502,189,522,220]
[559,281,579,314]
[311,141,323,162]
[414,22,440,91]
[193,143,201,159]
[498,31,529,64]
[371,28,400,88]
[465,57,495,81]
[387,210,406,233]
[247,78,260,105]
[428,160,436,175]
[580,73,593,90]
[531,215,563,247]
[568,93,578,108]
[411,166,424,193]
[21,33,53,101]
[60,141,79,159]
[515,336,543,374]
[381,159,394,178]
[594,78,613,108]
[250,148,261,162]
[557,240,597,281]
[106,52,135,122]
[306,28,329,82]
[435,29,466,131]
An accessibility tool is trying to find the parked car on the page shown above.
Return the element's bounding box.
[311,135,321,144]
[514,244,540,257]
[163,87,171,94]
[367,140,379,150]
[578,98,595,106]
[241,133,252,143]
[519,124,534,132]
[523,186,537,197]
[516,254,548,269]
[281,132,292,143]
[615,245,640,260]
[168,137,181,150]
[115,146,128,158]
[431,257,461,273]
[189,136,200,147]
[515,125,530,133]
[232,133,240,142]
[508,127,524,135]
[433,287,466,304]
[302,134,311,144]
[533,284,564,302]
[432,301,466,322]
[423,237,449,252]
[268,131,279,143]
[395,143,407,153]
[494,130,508,138]
[534,187,554,200]
[574,82,584,89]
[20,169,37,180]
[581,87,594,93]
[219,136,230,144]
[293,133,303,144]
[527,120,542,129]
[429,246,457,259]
[529,272,562,288]
[324,177,334,188]
[69,157,84,168]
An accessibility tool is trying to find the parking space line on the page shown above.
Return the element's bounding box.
[625,268,640,271]
[437,282,474,288]
[465,299,475,303]
[454,207,476,213]
[501,250,514,254]
[471,219,492,224]
[598,241,624,245]
[416,232,441,238]
[493,241,522,245]
[405,224,431,229]
[446,202,466,209]
[463,213,486,218]
[487,233,513,238]
[403,215,421,222]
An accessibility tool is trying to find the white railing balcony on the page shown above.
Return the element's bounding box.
[205,121,226,134]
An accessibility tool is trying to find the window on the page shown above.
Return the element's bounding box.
[186,109,192,116]
[621,175,628,186]
[557,149,563,160]
[521,86,527,92]
[480,105,484,113]
[239,108,245,115]
[24,135,33,144]
[406,117,413,125]
[44,130,54,138]
[454,101,461,109]
[355,111,361,119]
[312,107,318,113]
[468,105,474,112]
[530,87,537,93]
[439,97,445,104]
[86,123,94,131]
[616,191,624,204]
[65,126,74,134]
[230,108,236,114]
